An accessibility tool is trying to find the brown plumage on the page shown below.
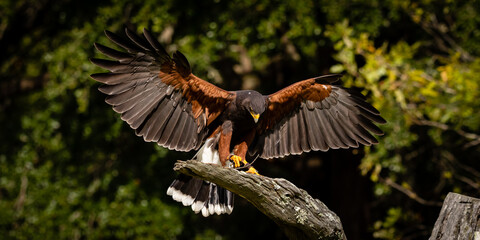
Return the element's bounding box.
[90,28,386,216]
[255,75,386,159]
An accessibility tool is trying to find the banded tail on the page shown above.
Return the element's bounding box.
[167,137,234,217]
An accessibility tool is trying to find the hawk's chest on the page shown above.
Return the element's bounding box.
[223,105,256,131]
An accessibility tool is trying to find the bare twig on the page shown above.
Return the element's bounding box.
[380,177,443,207]
[173,160,346,240]
[442,151,480,186]
[14,174,28,213]
[406,10,474,62]
[412,119,480,149]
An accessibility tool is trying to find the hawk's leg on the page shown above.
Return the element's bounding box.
[218,121,233,166]
[229,130,260,175]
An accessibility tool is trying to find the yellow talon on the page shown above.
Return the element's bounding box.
[246,167,261,175]
[229,155,243,168]
[229,155,260,175]
[229,155,249,168]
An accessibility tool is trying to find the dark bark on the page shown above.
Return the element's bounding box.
[174,160,346,240]
[429,192,480,240]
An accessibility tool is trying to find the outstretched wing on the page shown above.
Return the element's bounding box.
[91,28,234,151]
[254,74,386,159]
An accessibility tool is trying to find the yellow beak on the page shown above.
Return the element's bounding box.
[250,111,260,123]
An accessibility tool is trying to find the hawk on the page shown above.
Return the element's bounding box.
[91,28,386,217]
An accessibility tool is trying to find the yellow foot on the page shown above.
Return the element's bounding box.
[229,155,248,168]
[246,167,261,175]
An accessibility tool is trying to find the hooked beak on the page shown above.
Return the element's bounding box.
[250,111,260,123]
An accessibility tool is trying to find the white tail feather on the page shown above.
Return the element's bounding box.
[168,136,234,217]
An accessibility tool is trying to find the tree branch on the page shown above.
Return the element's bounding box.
[173,160,346,240]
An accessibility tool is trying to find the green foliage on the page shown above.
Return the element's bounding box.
[1,0,480,239]
[325,2,480,238]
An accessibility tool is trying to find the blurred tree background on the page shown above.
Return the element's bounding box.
[1,0,479,239]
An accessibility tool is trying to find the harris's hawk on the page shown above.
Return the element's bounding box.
[91,28,386,217]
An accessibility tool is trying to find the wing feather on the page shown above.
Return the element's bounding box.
[325,108,358,148]
[125,28,154,51]
[302,106,321,150]
[159,103,183,148]
[180,113,197,151]
[288,112,301,155]
[338,97,385,124]
[308,109,327,150]
[297,107,310,152]
[93,43,132,60]
[310,106,337,149]
[146,99,175,140]
[104,30,142,53]
[120,89,163,128]
[98,81,137,95]
[266,129,275,157]
[318,108,349,148]
[334,102,371,146]
[106,83,164,106]
[140,99,168,142]
[271,130,278,157]
[169,111,189,150]
[142,29,169,58]
[279,122,289,157]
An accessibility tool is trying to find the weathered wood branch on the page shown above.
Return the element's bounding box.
[174,160,346,240]
[429,192,480,239]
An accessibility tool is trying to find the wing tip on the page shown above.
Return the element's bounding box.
[90,73,107,82]
[313,74,343,84]
[104,29,116,39]
[143,28,152,36]
[89,57,108,66]
[172,50,191,77]
[93,42,108,52]
[377,115,387,124]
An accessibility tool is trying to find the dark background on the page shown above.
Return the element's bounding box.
[1,0,480,239]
